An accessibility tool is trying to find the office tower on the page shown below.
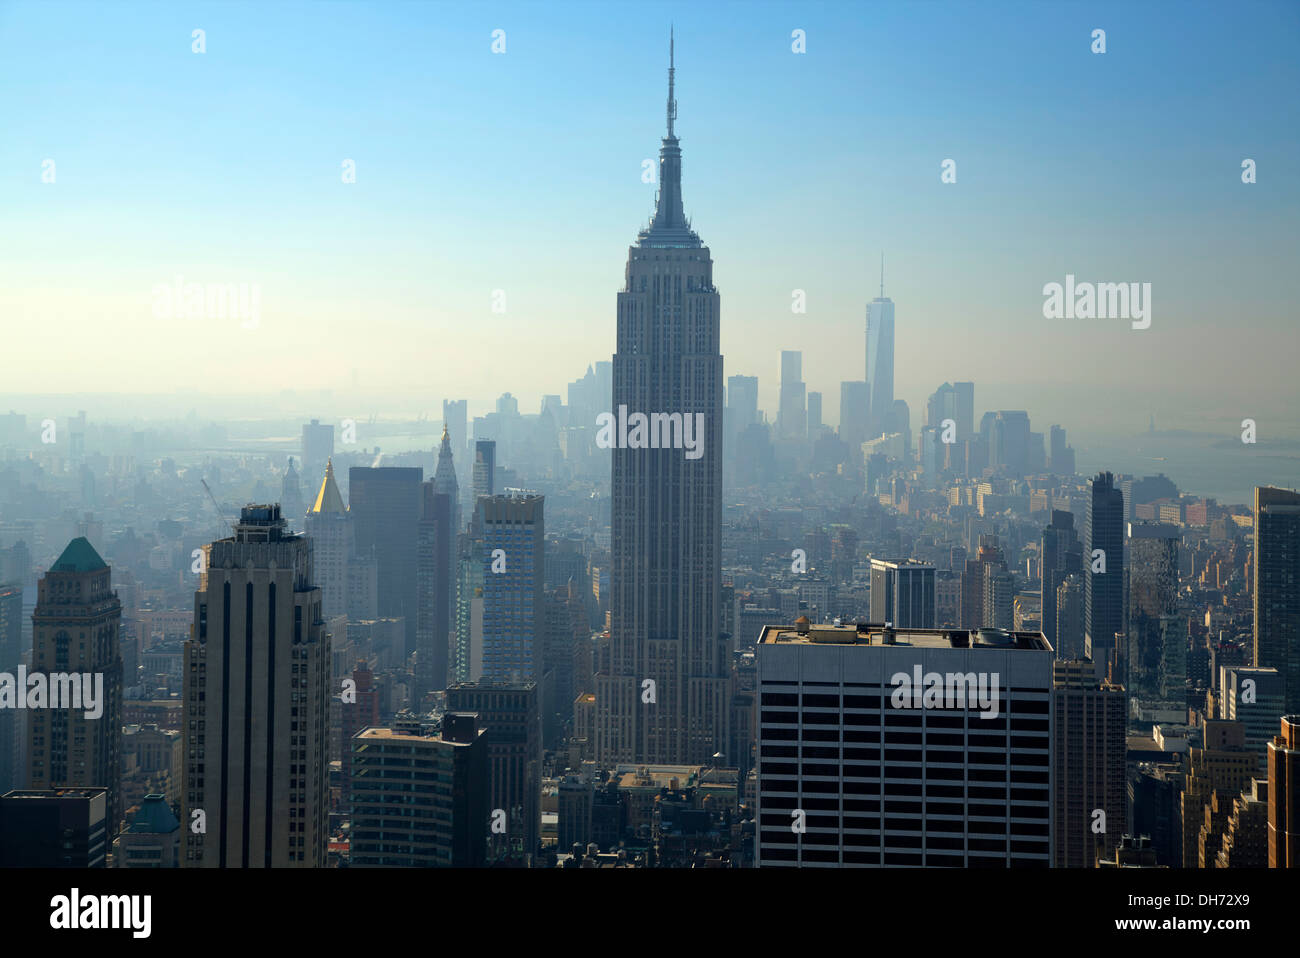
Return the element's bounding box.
[543,583,586,740]
[350,712,489,867]
[0,788,108,867]
[1048,425,1075,476]
[755,621,1053,867]
[926,382,957,431]
[445,683,541,866]
[1254,487,1300,712]
[443,398,468,462]
[960,534,1006,630]
[1221,666,1286,772]
[865,264,895,440]
[1214,778,1269,867]
[114,793,181,868]
[807,391,823,436]
[416,481,454,697]
[1084,472,1125,677]
[1268,714,1300,867]
[1041,511,1082,654]
[27,538,123,832]
[472,440,496,512]
[453,538,486,684]
[1130,763,1185,866]
[280,457,305,522]
[1127,522,1180,701]
[839,381,870,455]
[305,459,351,621]
[597,36,729,767]
[1180,720,1254,868]
[182,505,330,867]
[983,564,1015,631]
[339,660,378,812]
[869,560,935,628]
[953,382,974,440]
[301,419,334,483]
[984,411,1031,477]
[349,466,422,654]
[777,350,806,440]
[479,492,544,682]
[433,425,461,539]
[1052,660,1126,867]
[1055,574,1085,660]
[725,375,759,454]
[0,584,22,794]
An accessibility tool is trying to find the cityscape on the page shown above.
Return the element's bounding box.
[0,0,1296,936]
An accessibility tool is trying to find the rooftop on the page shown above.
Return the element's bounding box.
[758,622,1051,652]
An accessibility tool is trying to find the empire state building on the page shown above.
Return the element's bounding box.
[595,34,729,765]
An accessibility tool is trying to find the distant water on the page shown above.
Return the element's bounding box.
[1073,432,1300,506]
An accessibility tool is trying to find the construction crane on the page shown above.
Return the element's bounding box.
[200,478,233,533]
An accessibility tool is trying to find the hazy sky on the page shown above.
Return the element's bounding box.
[2,0,1297,440]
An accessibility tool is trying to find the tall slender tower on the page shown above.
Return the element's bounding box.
[866,254,895,439]
[596,32,728,765]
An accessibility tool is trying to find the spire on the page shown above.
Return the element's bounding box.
[311,458,347,514]
[641,29,698,248]
[441,423,449,442]
[667,25,676,138]
[879,251,885,298]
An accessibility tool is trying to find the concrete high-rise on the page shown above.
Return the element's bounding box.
[1084,472,1125,679]
[472,440,496,513]
[597,34,729,766]
[181,505,330,867]
[865,262,895,440]
[27,538,123,833]
[349,466,422,654]
[755,621,1053,867]
[1254,487,1300,712]
[350,713,489,867]
[416,480,454,697]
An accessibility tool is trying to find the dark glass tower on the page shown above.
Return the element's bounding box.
[596,33,728,765]
[1084,471,1125,678]
[1255,487,1300,711]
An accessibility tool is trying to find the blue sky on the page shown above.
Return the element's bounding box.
[1,0,1297,440]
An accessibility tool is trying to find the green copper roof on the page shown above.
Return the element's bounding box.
[51,537,107,573]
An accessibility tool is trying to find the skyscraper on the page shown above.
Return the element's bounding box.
[442,398,468,463]
[777,350,806,441]
[1127,522,1180,702]
[1052,659,1126,868]
[869,559,935,628]
[597,34,729,766]
[305,459,350,621]
[349,466,422,654]
[27,538,123,833]
[1268,714,1300,868]
[350,713,489,868]
[472,439,496,514]
[1254,487,1300,711]
[865,259,895,440]
[182,505,330,867]
[301,419,334,484]
[479,492,544,682]
[838,380,870,458]
[755,621,1053,867]
[416,480,454,697]
[0,583,23,795]
[1040,510,1082,654]
[1084,472,1125,679]
[445,683,541,866]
